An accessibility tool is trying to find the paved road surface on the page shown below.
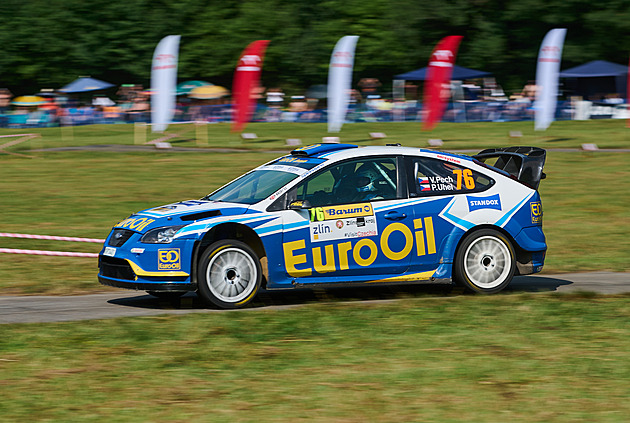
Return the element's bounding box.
[1,272,628,324]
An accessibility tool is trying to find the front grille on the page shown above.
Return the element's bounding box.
[99,256,136,280]
[108,229,134,247]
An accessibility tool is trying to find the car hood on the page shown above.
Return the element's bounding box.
[113,200,254,233]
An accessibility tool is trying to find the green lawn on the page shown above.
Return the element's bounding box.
[1,118,629,152]
[1,294,629,422]
[1,121,629,422]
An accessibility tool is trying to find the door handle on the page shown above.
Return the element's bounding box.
[384,211,407,220]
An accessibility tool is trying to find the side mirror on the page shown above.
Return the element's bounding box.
[289,200,312,210]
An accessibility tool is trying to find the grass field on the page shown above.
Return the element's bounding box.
[1,120,629,421]
[1,118,629,151]
[1,294,629,422]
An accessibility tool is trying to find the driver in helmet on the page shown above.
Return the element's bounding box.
[354,168,384,201]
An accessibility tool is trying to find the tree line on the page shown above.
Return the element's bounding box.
[0,0,628,96]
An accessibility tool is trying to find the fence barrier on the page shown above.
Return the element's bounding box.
[0,232,104,258]
[0,248,98,258]
[0,232,105,243]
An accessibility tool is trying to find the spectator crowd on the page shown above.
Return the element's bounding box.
[1,78,627,129]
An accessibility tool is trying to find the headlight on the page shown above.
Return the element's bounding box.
[140,225,186,244]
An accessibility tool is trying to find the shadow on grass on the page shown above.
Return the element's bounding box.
[169,138,195,144]
[543,137,573,143]
[108,274,575,311]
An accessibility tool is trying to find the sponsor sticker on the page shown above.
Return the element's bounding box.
[310,216,378,243]
[436,154,462,165]
[467,194,502,212]
[309,203,373,222]
[263,164,307,175]
[104,247,116,257]
[269,185,290,201]
[116,217,155,232]
[277,157,309,164]
[158,248,181,270]
[530,201,543,224]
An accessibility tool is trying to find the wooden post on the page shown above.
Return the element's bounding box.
[195,121,208,145]
[134,122,147,145]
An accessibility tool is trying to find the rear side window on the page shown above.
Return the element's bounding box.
[408,157,494,197]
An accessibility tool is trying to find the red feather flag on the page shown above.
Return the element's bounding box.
[232,40,270,133]
[422,36,463,131]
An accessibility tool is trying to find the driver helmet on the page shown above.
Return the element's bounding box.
[355,168,380,193]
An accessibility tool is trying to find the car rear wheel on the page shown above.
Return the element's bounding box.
[197,240,261,309]
[454,229,515,294]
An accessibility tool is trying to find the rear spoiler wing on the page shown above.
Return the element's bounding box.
[473,146,546,190]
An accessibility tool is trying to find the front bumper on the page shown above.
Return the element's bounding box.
[98,250,197,292]
[99,228,198,292]
[98,274,196,292]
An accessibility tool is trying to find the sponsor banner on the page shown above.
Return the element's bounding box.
[535,28,567,131]
[327,35,359,133]
[422,35,463,131]
[310,216,378,243]
[232,40,270,132]
[151,35,180,133]
[467,194,502,212]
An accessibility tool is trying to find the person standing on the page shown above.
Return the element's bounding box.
[0,88,12,113]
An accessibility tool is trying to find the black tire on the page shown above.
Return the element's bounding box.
[146,291,185,300]
[197,240,262,309]
[453,229,516,294]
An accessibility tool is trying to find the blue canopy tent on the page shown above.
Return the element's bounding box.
[559,60,628,101]
[59,77,115,94]
[395,65,492,81]
[394,65,493,102]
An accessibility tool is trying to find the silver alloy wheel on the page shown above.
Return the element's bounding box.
[205,247,258,303]
[463,235,512,289]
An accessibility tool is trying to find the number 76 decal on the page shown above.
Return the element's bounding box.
[452,168,475,190]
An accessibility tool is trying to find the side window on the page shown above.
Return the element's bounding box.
[296,169,336,206]
[295,157,399,207]
[410,157,493,196]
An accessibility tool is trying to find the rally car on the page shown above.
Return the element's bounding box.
[99,143,547,308]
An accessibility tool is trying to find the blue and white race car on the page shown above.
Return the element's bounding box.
[99,143,547,308]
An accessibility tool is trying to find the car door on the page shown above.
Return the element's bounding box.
[280,156,417,282]
[405,155,495,274]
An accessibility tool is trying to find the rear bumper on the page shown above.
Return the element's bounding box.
[515,250,546,276]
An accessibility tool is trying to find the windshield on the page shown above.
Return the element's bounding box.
[203,169,298,205]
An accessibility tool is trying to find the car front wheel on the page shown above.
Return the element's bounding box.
[454,229,515,294]
[197,240,262,308]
